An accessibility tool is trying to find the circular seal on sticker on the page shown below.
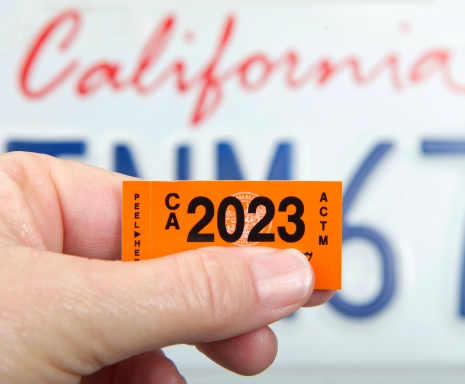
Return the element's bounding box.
[224,192,272,246]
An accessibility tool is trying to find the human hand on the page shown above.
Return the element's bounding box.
[0,152,334,384]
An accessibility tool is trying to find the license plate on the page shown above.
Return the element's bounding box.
[3,0,465,375]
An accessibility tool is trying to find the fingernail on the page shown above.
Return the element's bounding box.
[251,249,313,309]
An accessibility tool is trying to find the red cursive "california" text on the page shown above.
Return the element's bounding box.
[18,10,465,127]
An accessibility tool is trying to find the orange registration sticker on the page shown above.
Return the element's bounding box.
[122,181,342,290]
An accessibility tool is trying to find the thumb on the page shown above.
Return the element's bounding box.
[78,246,313,373]
[6,246,313,379]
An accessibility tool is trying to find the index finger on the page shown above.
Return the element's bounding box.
[0,152,132,259]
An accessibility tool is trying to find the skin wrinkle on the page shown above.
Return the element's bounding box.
[149,251,226,344]
[1,249,50,333]
[50,160,83,257]
[68,262,129,373]
[45,156,66,254]
[76,260,177,371]
[0,173,32,247]
[165,254,211,339]
[14,219,44,250]
[0,155,52,251]
[196,250,229,328]
[0,253,70,383]
[1,157,35,246]
[115,260,179,345]
[20,162,55,251]
[181,251,234,341]
[28,257,120,378]
[20,259,82,371]
[185,250,253,342]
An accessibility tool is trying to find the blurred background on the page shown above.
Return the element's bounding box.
[2,0,465,382]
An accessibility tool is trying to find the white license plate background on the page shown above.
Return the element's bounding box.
[2,0,465,381]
